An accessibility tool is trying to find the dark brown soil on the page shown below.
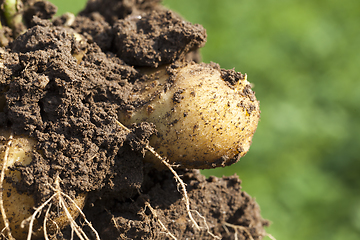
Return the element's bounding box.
[88,170,269,240]
[0,0,269,239]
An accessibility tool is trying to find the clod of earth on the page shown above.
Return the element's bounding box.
[0,0,271,239]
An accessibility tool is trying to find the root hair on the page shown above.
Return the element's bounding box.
[223,222,254,240]
[21,176,100,240]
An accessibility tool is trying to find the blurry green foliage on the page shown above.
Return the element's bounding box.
[49,0,360,239]
[49,0,86,15]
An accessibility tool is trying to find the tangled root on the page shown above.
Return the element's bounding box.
[21,176,99,240]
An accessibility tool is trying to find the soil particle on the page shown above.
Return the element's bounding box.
[220,68,258,106]
[221,68,246,87]
[172,89,185,103]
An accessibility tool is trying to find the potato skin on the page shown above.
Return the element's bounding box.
[119,63,260,169]
[0,131,39,239]
[0,131,86,239]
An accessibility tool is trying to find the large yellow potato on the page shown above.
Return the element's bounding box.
[119,63,260,169]
[0,130,86,239]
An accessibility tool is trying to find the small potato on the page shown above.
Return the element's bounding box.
[119,63,260,169]
[0,130,86,239]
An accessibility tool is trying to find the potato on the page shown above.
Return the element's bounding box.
[118,63,260,169]
[0,130,39,239]
[0,130,86,239]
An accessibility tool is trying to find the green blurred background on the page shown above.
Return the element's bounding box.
[49,0,360,239]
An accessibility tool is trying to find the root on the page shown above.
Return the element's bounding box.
[21,176,100,240]
[144,201,177,240]
[152,152,201,230]
[43,203,52,240]
[223,221,276,240]
[115,119,220,239]
[136,188,176,239]
[223,222,254,240]
[192,210,221,239]
[0,134,15,240]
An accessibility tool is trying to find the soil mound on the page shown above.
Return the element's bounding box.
[0,0,270,239]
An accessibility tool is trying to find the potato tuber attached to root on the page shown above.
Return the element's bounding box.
[0,130,87,240]
[119,62,260,169]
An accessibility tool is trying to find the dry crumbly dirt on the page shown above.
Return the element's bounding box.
[0,0,269,239]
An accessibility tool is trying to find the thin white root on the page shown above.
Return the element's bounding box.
[191,210,221,239]
[43,203,52,240]
[137,188,177,239]
[59,196,86,240]
[144,201,177,240]
[154,154,201,230]
[0,135,15,240]
[115,119,201,231]
[22,176,100,240]
[23,192,57,240]
[223,222,254,240]
[116,119,225,239]
[60,189,100,240]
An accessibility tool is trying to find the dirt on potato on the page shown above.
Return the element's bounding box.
[0,0,269,239]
